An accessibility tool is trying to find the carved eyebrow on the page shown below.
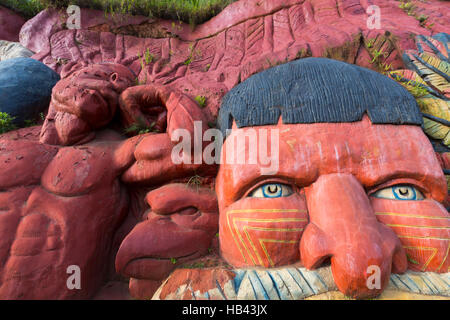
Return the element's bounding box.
[228,172,313,203]
[360,169,447,202]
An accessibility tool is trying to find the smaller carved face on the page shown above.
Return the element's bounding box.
[216,117,449,298]
[115,184,219,282]
[40,63,136,146]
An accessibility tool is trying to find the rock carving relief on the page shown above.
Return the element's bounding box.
[0,0,449,301]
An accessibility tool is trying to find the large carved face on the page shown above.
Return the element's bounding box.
[216,118,449,297]
[215,58,449,298]
[40,63,136,146]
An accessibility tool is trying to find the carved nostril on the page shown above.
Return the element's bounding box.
[300,222,332,269]
[110,73,118,82]
[320,256,332,267]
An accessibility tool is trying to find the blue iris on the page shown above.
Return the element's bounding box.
[392,186,417,200]
[261,183,283,198]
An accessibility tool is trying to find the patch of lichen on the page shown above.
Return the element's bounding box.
[0,0,236,24]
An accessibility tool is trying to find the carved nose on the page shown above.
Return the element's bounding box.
[300,174,407,299]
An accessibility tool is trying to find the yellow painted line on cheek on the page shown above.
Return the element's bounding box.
[240,221,306,266]
[403,246,438,271]
[375,212,450,220]
[241,225,304,267]
[397,234,450,241]
[437,243,449,272]
[385,224,450,230]
[233,218,258,265]
[227,209,303,214]
[226,209,307,267]
[259,238,299,267]
[226,210,249,265]
[376,211,450,272]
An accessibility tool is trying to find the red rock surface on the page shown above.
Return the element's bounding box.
[116,184,219,281]
[0,128,130,299]
[19,0,450,122]
[0,6,25,42]
[1,0,448,300]
[39,62,136,146]
[93,281,132,300]
[156,268,236,300]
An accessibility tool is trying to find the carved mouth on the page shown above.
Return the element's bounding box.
[121,251,199,281]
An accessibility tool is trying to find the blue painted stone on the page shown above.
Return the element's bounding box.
[0,57,60,126]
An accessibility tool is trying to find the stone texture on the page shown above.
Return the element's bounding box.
[153,268,236,300]
[39,62,136,146]
[0,41,34,61]
[0,6,26,42]
[128,278,162,300]
[0,0,448,301]
[0,58,60,126]
[154,266,450,300]
[0,128,130,299]
[19,0,450,123]
[115,184,219,295]
[93,281,132,300]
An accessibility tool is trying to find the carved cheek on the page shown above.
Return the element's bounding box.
[219,195,308,268]
[371,198,450,273]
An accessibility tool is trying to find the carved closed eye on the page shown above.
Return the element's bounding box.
[249,183,293,198]
[372,185,424,201]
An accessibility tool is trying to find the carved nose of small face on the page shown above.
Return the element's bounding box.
[300,174,407,299]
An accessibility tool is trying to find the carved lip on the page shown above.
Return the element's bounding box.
[120,252,199,281]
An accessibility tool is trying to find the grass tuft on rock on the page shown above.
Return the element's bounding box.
[1,0,236,24]
[1,0,45,18]
[0,112,17,134]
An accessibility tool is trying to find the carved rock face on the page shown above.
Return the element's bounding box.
[0,135,129,299]
[115,184,219,298]
[40,63,136,146]
[216,117,449,299]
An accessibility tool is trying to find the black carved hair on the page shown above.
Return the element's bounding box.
[217,58,423,137]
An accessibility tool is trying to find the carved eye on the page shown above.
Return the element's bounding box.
[249,183,293,198]
[372,185,424,201]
